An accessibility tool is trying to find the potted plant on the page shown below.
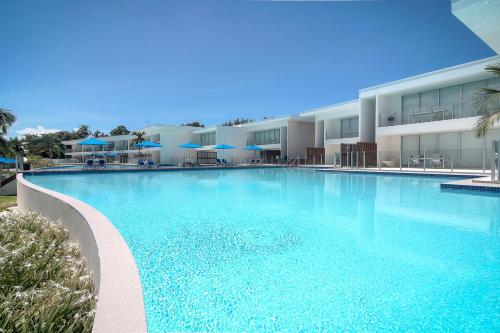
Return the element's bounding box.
[387,115,395,125]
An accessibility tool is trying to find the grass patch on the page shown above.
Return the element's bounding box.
[0,210,96,332]
[0,195,16,212]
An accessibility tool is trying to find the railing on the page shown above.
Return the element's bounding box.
[492,140,500,181]
[293,147,495,173]
[378,103,485,127]
[325,130,359,140]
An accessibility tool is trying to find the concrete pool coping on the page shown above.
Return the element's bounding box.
[23,164,284,176]
[16,173,147,333]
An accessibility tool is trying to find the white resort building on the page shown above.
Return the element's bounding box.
[63,54,500,171]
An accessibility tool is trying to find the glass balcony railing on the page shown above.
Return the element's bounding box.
[378,103,486,127]
[325,131,359,140]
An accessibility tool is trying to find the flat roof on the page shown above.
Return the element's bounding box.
[360,55,499,94]
[300,99,359,117]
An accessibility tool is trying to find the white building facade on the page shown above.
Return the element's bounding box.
[64,56,500,169]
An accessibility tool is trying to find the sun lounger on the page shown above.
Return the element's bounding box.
[98,159,106,168]
[85,159,94,169]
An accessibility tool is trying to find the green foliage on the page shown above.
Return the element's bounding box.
[0,210,96,332]
[0,137,24,158]
[22,134,65,160]
[181,121,205,128]
[0,108,16,139]
[26,155,56,169]
[131,131,146,144]
[475,61,500,137]
[73,125,91,139]
[92,130,108,138]
[109,125,131,136]
[221,118,254,126]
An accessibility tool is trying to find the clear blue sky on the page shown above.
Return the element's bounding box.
[0,0,496,136]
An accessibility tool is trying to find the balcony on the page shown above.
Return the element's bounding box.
[325,131,359,140]
[378,103,483,127]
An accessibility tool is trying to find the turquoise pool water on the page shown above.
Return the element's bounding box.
[26,169,500,332]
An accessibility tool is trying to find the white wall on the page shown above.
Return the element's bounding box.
[215,126,253,162]
[315,120,324,148]
[325,119,341,140]
[147,127,196,164]
[376,94,401,127]
[360,98,376,142]
[287,120,315,157]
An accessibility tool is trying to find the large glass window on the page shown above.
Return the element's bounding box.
[200,132,215,146]
[254,128,280,145]
[420,90,438,111]
[402,94,419,124]
[340,117,359,138]
[462,80,486,117]
[439,85,460,119]
[401,79,489,124]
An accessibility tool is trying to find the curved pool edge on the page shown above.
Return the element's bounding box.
[16,173,147,333]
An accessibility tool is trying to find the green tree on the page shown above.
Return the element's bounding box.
[23,134,65,160]
[221,118,253,126]
[0,108,16,143]
[131,131,146,144]
[73,125,91,139]
[181,121,205,128]
[54,130,74,141]
[92,130,108,138]
[475,61,500,137]
[0,137,24,158]
[110,125,131,136]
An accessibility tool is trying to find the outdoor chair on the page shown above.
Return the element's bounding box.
[138,159,145,168]
[85,159,94,169]
[408,155,420,167]
[429,155,444,168]
[98,159,106,168]
[147,160,155,168]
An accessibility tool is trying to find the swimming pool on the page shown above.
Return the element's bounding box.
[26,168,500,332]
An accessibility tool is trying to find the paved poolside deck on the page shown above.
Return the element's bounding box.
[302,165,500,193]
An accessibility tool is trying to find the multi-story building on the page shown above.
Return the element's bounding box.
[300,100,360,164]
[64,55,500,169]
[63,125,197,164]
[360,56,500,169]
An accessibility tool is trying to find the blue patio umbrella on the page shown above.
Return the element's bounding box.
[134,141,163,160]
[214,144,236,162]
[0,157,16,173]
[179,142,202,162]
[134,141,163,148]
[78,137,109,160]
[0,157,16,164]
[179,142,202,149]
[245,145,264,159]
[244,145,264,151]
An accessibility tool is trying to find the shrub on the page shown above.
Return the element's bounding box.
[27,155,56,169]
[0,210,96,332]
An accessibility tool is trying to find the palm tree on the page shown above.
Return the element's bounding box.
[474,62,500,137]
[0,108,16,143]
[131,131,146,160]
[35,134,64,161]
[131,131,146,144]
